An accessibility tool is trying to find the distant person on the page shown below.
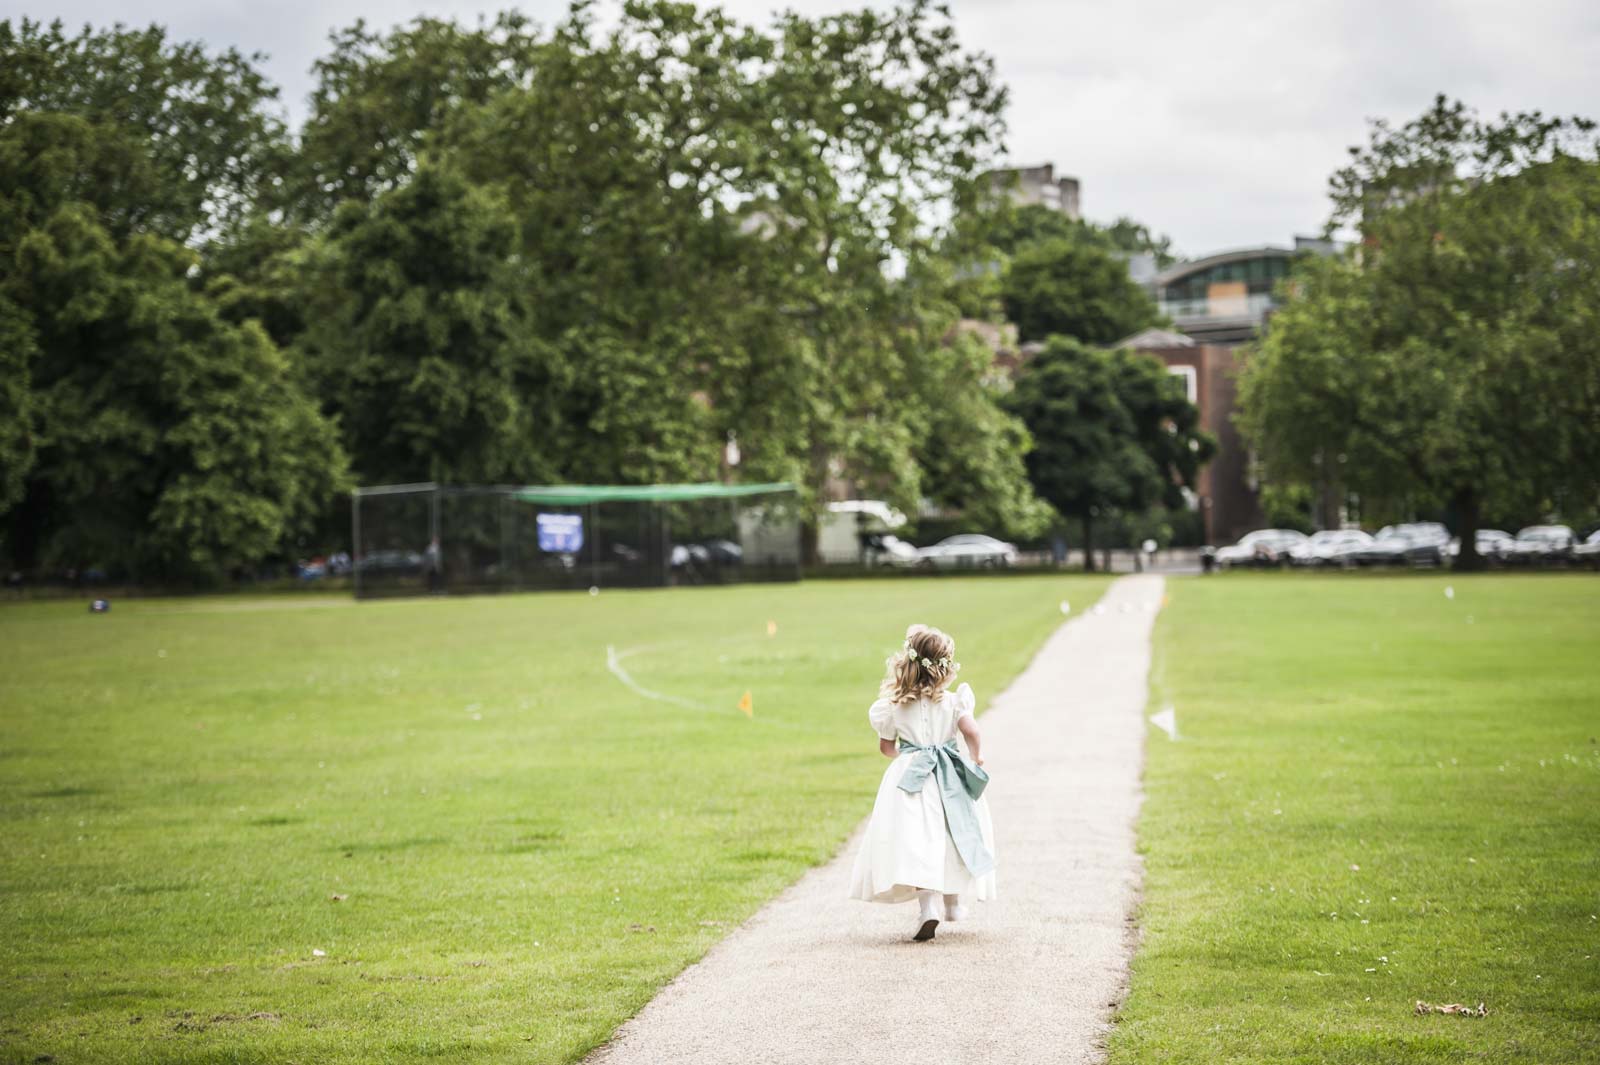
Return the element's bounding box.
[848,624,995,941]
[424,537,442,593]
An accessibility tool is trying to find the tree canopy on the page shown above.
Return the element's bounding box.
[1240,96,1600,567]
[1006,337,1214,568]
[1002,234,1163,345]
[1,3,1061,579]
[0,28,344,581]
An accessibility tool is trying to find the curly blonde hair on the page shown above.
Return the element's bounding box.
[881,624,959,704]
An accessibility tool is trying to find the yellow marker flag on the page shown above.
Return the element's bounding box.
[766,620,778,637]
[737,691,753,717]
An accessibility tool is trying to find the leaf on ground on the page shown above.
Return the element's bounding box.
[1414,1000,1488,1017]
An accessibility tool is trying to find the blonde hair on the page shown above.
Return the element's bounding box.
[881,624,959,704]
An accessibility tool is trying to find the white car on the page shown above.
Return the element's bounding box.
[872,533,921,567]
[1574,529,1600,568]
[1445,529,1513,564]
[1507,524,1576,564]
[1288,529,1373,567]
[1215,529,1308,569]
[915,534,1018,569]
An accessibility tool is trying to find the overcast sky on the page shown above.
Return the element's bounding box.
[13,0,1600,255]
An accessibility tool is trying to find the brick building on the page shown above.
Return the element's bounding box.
[1123,238,1339,544]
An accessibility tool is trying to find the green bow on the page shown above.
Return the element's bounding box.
[896,739,995,878]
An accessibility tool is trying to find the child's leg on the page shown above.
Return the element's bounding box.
[942,893,966,921]
[913,889,940,941]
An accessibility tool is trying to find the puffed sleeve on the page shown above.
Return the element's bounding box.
[868,698,899,741]
[953,682,976,722]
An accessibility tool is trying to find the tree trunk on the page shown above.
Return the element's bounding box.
[1453,486,1483,573]
[1081,514,1095,572]
[800,519,820,568]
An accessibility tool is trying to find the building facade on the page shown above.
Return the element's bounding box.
[1124,237,1338,543]
[983,163,1081,220]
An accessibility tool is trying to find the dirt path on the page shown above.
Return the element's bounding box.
[587,574,1164,1065]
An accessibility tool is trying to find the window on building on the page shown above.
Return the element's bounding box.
[1168,365,1198,405]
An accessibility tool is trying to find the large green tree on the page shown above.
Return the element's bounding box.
[1240,96,1600,568]
[294,161,560,486]
[1006,337,1214,569]
[0,29,345,580]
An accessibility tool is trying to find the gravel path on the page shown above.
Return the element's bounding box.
[587,574,1163,1065]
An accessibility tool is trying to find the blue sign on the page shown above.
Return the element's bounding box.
[536,512,584,553]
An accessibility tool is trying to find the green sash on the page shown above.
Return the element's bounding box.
[896,739,995,878]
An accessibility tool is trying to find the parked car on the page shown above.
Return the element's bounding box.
[1445,529,1514,565]
[1348,522,1449,567]
[1287,529,1373,568]
[1574,529,1600,568]
[1507,525,1576,565]
[864,533,920,567]
[356,549,423,574]
[1214,529,1308,569]
[700,539,744,565]
[916,534,1018,569]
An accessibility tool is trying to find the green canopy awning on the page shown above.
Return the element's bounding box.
[511,482,795,505]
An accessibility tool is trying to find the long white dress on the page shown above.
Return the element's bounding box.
[847,682,998,904]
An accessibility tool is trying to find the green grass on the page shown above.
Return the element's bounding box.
[1110,574,1600,1064]
[0,575,1106,1064]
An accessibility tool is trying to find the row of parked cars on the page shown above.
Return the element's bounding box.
[1215,523,1600,569]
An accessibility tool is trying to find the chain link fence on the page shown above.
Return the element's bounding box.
[351,482,801,599]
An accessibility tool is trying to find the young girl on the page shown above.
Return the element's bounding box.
[847,624,996,941]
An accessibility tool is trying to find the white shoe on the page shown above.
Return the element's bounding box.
[914,890,940,941]
[943,894,966,921]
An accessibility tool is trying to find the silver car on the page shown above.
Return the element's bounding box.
[1215,529,1309,569]
[1574,529,1600,568]
[1445,529,1513,565]
[1288,529,1373,568]
[916,534,1019,569]
[1507,525,1576,565]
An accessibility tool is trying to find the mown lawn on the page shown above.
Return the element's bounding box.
[1111,574,1600,1064]
[0,575,1106,1064]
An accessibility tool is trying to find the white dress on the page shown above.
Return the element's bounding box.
[847,682,997,904]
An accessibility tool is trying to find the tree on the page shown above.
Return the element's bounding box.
[0,18,290,243]
[1240,96,1600,569]
[294,161,559,486]
[1005,337,1214,569]
[0,294,35,513]
[291,13,546,222]
[1002,233,1163,345]
[942,203,1176,320]
[906,327,1052,538]
[1099,217,1177,268]
[0,61,344,580]
[296,2,1034,542]
[3,194,345,579]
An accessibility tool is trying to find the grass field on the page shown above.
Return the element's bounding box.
[1110,574,1600,1064]
[0,575,1106,1065]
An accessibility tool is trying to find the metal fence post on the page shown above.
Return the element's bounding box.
[351,489,362,599]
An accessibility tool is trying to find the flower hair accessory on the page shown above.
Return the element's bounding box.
[903,641,959,673]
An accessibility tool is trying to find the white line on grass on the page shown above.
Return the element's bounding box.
[604,644,806,730]
[606,645,716,712]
